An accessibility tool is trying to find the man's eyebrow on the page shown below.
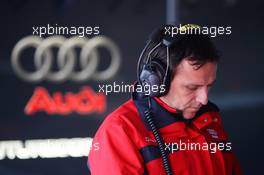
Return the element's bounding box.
[187,80,216,87]
[186,84,202,87]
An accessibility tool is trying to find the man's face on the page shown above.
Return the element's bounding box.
[160,59,217,119]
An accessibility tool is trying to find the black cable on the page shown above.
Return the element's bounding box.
[144,97,173,175]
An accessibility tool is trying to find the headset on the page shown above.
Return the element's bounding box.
[137,27,172,97]
[136,25,179,175]
[137,24,201,97]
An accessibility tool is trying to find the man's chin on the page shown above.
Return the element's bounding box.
[182,111,197,119]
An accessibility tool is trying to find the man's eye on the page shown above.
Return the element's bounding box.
[187,86,198,91]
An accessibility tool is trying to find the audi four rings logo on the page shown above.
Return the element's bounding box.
[11,36,121,82]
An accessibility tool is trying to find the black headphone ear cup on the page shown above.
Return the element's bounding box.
[139,60,170,97]
[140,64,160,87]
[151,60,165,82]
[151,60,170,96]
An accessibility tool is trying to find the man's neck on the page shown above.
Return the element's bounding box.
[159,96,177,110]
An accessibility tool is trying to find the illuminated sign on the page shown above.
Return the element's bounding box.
[25,86,106,115]
[0,137,96,160]
[11,36,121,82]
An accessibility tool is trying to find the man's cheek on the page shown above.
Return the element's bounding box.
[183,97,196,109]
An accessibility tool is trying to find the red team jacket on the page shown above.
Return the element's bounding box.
[88,93,242,175]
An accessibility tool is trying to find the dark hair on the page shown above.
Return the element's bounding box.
[142,30,220,81]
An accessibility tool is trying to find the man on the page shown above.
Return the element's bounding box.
[88,24,242,175]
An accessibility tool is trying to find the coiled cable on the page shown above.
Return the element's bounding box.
[144,97,173,175]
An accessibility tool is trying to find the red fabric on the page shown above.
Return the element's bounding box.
[154,97,177,113]
[88,99,242,175]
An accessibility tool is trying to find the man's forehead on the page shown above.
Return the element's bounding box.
[176,59,217,73]
[186,79,216,86]
[174,59,217,83]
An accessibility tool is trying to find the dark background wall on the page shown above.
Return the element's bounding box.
[0,0,263,174]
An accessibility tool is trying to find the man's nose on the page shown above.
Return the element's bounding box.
[196,88,209,105]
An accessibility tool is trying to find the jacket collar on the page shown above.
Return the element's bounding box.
[132,91,219,131]
[132,91,185,131]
